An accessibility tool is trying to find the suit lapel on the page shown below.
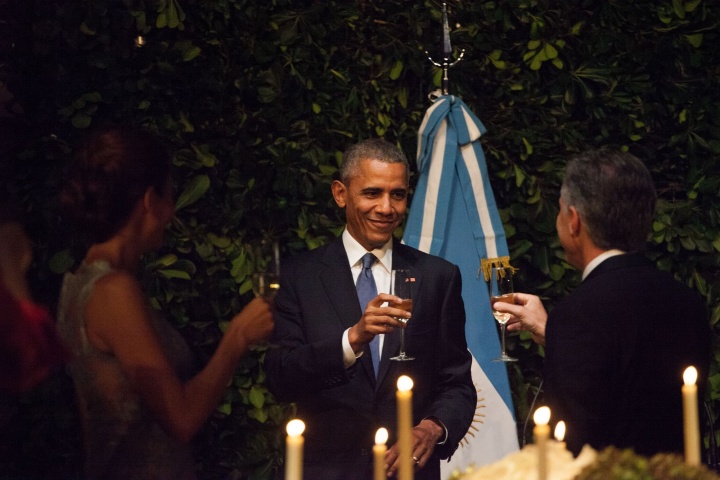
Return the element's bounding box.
[319,239,361,329]
[319,238,377,383]
[376,241,421,390]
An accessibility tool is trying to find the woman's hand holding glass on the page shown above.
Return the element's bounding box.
[231,297,274,349]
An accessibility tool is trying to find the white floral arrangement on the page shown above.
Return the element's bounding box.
[448,441,720,480]
[448,440,597,480]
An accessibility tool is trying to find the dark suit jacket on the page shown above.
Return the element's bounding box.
[265,238,475,480]
[544,253,710,456]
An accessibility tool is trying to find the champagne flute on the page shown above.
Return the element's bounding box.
[390,269,414,362]
[489,266,517,362]
[252,240,281,300]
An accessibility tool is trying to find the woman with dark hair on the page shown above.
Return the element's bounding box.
[0,206,67,393]
[56,125,273,480]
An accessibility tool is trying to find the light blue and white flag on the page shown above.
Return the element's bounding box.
[403,95,519,473]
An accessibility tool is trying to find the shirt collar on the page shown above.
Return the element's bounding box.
[342,228,393,273]
[582,249,625,280]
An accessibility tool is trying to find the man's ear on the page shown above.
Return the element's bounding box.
[143,186,162,214]
[143,187,153,212]
[568,206,581,237]
[331,180,347,208]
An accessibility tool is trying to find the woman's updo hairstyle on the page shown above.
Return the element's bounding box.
[61,125,171,244]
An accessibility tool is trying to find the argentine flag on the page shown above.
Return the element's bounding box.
[402,95,519,473]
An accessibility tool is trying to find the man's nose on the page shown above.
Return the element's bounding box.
[375,194,393,214]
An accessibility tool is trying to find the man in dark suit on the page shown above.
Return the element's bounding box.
[265,138,475,480]
[495,149,710,456]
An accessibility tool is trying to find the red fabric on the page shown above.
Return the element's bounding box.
[0,281,69,393]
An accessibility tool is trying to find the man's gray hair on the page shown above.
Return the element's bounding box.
[561,149,656,252]
[339,138,409,184]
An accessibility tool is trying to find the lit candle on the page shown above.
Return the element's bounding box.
[682,366,700,465]
[374,427,388,480]
[554,420,566,450]
[285,419,305,480]
[397,375,414,480]
[533,406,551,480]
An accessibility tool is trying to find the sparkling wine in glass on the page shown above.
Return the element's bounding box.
[489,266,518,362]
[252,271,281,299]
[390,269,414,361]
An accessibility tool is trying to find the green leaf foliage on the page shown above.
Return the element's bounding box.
[1,0,719,478]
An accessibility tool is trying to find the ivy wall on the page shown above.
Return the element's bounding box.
[1,1,719,478]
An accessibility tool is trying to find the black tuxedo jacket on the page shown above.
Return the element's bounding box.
[544,253,710,456]
[265,238,475,480]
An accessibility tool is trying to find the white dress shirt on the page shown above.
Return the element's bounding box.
[340,229,393,368]
[582,249,626,281]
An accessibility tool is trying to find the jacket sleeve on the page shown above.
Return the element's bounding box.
[264,259,354,402]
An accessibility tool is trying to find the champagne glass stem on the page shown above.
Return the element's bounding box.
[389,269,414,361]
[500,322,507,357]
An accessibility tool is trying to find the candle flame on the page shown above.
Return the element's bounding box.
[286,419,305,437]
[397,375,413,392]
[684,366,698,386]
[554,421,566,441]
[375,427,389,445]
[533,406,551,425]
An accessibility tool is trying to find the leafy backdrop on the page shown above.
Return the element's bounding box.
[1,0,719,478]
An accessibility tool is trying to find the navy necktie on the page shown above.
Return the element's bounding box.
[356,253,380,377]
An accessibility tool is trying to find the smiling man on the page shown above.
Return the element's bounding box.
[265,138,475,480]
